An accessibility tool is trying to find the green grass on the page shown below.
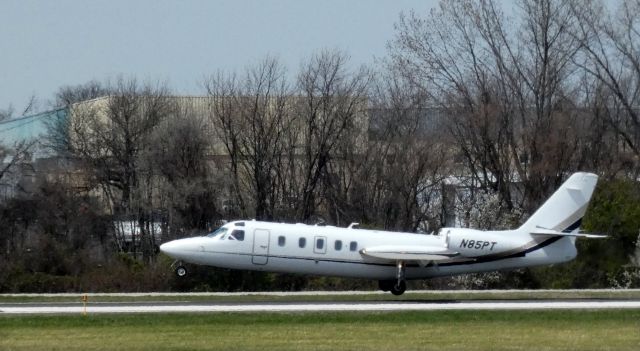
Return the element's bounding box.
[1,289,640,303]
[1,310,639,350]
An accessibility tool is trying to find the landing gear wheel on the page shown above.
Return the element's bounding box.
[390,280,406,296]
[175,265,188,278]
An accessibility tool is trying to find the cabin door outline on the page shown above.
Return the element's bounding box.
[252,229,270,265]
[313,236,327,254]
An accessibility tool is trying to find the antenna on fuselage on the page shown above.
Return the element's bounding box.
[348,223,360,229]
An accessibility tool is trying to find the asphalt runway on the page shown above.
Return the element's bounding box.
[3,298,640,314]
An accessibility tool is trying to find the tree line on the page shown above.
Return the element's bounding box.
[0,0,639,292]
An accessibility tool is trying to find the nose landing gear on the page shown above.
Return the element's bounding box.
[176,265,188,277]
[171,261,188,278]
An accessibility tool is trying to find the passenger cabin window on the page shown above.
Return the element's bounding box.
[236,222,245,227]
[334,240,342,251]
[278,236,286,247]
[349,241,358,251]
[299,237,306,248]
[229,229,245,241]
[316,238,325,250]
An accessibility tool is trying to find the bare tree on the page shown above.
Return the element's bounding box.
[508,0,586,208]
[47,82,107,156]
[389,0,590,216]
[386,118,448,232]
[294,50,370,221]
[205,71,246,218]
[1,95,39,121]
[334,71,449,232]
[206,57,293,220]
[1,96,39,195]
[572,71,631,176]
[150,104,219,238]
[390,1,519,211]
[60,78,174,257]
[572,0,640,169]
[0,141,35,184]
[54,80,107,107]
[20,95,39,116]
[0,105,15,122]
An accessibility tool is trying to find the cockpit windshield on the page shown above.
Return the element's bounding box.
[206,227,228,238]
[228,229,245,241]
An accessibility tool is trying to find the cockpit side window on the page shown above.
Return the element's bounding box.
[207,227,228,238]
[229,229,245,241]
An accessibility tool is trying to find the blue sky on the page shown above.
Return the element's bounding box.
[0,0,436,113]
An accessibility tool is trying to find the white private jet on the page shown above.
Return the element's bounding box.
[160,172,604,295]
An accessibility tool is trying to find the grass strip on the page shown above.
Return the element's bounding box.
[1,310,639,351]
[2,289,640,303]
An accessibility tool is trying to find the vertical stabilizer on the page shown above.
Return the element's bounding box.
[519,172,598,233]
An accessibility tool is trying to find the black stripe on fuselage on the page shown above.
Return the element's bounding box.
[201,250,404,267]
[437,236,562,267]
[437,217,581,267]
[562,218,583,233]
[202,235,564,269]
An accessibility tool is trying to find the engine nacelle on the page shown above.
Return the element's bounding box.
[443,228,524,257]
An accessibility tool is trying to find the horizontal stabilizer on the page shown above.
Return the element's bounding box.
[360,245,459,261]
[530,229,607,239]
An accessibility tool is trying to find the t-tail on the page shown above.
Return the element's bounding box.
[520,172,605,238]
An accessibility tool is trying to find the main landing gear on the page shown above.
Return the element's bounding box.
[378,261,407,296]
[172,261,188,278]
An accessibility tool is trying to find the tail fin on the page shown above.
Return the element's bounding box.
[519,172,598,233]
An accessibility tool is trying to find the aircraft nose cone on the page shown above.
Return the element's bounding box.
[160,237,206,260]
[159,240,181,258]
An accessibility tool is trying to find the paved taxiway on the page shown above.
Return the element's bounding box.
[3,299,640,314]
[3,290,640,314]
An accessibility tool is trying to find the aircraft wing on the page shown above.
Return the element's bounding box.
[360,245,459,261]
[530,229,607,238]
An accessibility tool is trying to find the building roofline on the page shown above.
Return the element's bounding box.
[0,107,67,126]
